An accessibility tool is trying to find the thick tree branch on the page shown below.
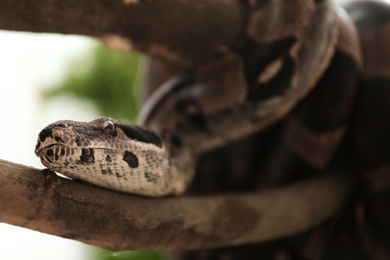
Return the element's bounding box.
[0,0,246,66]
[0,159,356,250]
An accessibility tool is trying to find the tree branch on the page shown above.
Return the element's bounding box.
[0,0,246,66]
[0,159,356,250]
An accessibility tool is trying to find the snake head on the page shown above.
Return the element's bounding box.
[34,117,171,196]
[35,117,163,164]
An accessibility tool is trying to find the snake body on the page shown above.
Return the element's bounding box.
[35,0,390,200]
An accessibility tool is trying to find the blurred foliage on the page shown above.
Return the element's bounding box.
[43,42,168,260]
[92,248,169,260]
[43,41,143,123]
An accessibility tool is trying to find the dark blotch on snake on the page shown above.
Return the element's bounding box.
[170,134,182,147]
[55,136,63,143]
[123,151,139,168]
[46,149,53,157]
[144,172,158,183]
[101,168,113,175]
[45,149,53,163]
[39,128,53,142]
[116,124,163,148]
[145,172,151,181]
[78,148,95,164]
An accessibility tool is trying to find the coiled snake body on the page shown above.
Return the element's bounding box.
[35,0,390,199]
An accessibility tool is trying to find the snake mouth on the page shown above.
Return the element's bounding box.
[35,143,64,155]
[35,143,67,164]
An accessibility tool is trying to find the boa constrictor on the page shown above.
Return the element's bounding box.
[35,0,390,199]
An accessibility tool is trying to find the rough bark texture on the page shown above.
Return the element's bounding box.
[0,159,355,250]
[0,0,246,66]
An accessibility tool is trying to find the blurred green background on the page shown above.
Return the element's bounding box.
[43,42,168,260]
[44,41,142,123]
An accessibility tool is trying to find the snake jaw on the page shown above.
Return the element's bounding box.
[36,144,66,167]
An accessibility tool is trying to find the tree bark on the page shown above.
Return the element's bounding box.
[0,0,246,66]
[0,159,355,250]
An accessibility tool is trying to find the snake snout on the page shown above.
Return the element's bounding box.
[35,123,72,159]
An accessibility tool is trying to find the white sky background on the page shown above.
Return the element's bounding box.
[0,0,389,259]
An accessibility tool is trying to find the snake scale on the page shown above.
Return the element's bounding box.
[35,0,390,207]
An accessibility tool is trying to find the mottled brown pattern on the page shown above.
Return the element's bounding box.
[247,0,316,43]
[194,53,247,115]
[283,116,347,169]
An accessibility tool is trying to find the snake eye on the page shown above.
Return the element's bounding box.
[103,120,117,137]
